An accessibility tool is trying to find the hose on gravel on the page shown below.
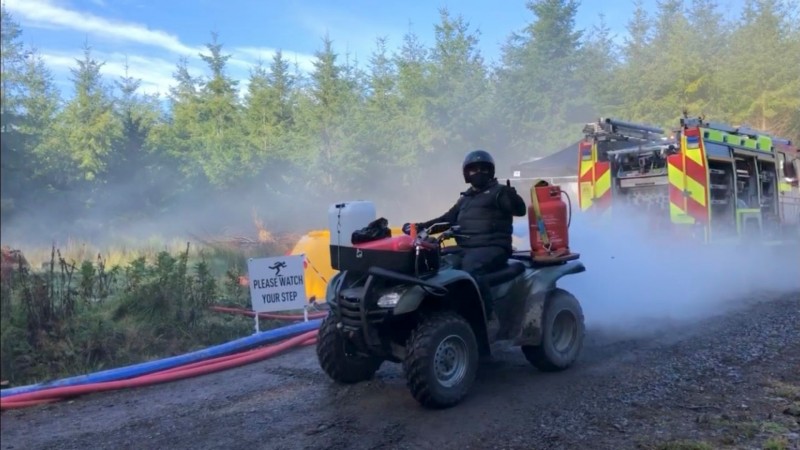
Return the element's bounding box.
[1,330,319,410]
[209,305,329,321]
[1,318,323,398]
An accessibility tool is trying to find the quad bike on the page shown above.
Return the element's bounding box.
[315,221,587,409]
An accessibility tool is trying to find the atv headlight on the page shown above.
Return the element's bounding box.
[377,287,408,308]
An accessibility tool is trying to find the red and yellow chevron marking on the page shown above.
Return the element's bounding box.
[578,140,612,215]
[578,140,594,211]
[667,127,710,230]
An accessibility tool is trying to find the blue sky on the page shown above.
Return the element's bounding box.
[4,0,747,100]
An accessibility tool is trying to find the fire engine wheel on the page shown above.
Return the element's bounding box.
[403,311,479,409]
[522,289,585,372]
[316,314,383,384]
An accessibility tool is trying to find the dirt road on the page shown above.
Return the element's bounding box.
[2,291,799,450]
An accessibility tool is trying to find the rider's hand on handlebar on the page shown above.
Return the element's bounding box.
[402,223,418,235]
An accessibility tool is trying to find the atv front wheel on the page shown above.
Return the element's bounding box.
[316,314,382,384]
[522,288,585,372]
[403,311,479,409]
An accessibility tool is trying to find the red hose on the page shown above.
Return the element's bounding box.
[0,340,312,410]
[154,350,257,375]
[210,305,328,321]
[1,331,318,410]
[156,337,317,376]
[1,334,317,409]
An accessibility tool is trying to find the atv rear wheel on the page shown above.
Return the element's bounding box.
[522,288,585,372]
[403,311,479,409]
[316,314,382,384]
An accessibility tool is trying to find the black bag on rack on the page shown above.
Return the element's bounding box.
[351,217,392,244]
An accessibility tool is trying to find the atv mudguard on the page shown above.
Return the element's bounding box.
[325,271,345,305]
[496,261,586,346]
[392,268,483,315]
[392,268,492,355]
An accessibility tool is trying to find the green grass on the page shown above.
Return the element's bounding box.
[654,441,714,450]
[767,380,800,401]
[763,436,791,450]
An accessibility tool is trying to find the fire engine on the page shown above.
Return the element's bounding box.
[577,115,800,244]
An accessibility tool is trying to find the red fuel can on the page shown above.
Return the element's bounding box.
[529,183,570,259]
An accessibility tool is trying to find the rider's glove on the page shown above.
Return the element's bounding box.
[504,179,518,197]
[402,222,424,235]
[499,179,526,215]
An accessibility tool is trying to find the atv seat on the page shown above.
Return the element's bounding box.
[480,261,525,287]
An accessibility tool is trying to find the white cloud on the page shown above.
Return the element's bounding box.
[37,48,303,100]
[233,47,317,73]
[4,0,203,56]
[4,0,314,81]
[39,50,193,96]
[5,0,323,100]
[37,45,325,101]
[5,0,320,77]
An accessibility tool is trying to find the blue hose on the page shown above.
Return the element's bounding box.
[1,318,322,398]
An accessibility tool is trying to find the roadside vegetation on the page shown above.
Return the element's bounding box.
[0,237,294,386]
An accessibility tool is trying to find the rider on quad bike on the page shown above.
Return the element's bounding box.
[402,149,527,317]
[317,149,586,409]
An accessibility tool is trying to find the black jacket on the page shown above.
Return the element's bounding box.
[420,179,527,251]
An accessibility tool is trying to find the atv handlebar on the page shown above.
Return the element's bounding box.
[439,225,470,242]
[420,222,450,237]
[402,221,472,252]
[408,222,471,249]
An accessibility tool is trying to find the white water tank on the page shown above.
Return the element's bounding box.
[328,201,376,247]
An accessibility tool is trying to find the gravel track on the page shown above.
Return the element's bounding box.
[2,291,798,450]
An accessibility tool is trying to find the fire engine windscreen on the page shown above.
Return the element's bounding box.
[517,204,800,334]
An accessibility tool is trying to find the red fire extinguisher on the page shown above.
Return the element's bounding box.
[528,180,571,261]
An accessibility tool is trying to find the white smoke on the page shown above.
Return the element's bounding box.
[514,204,800,334]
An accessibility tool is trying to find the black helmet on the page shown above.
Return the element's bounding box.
[462,149,495,183]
